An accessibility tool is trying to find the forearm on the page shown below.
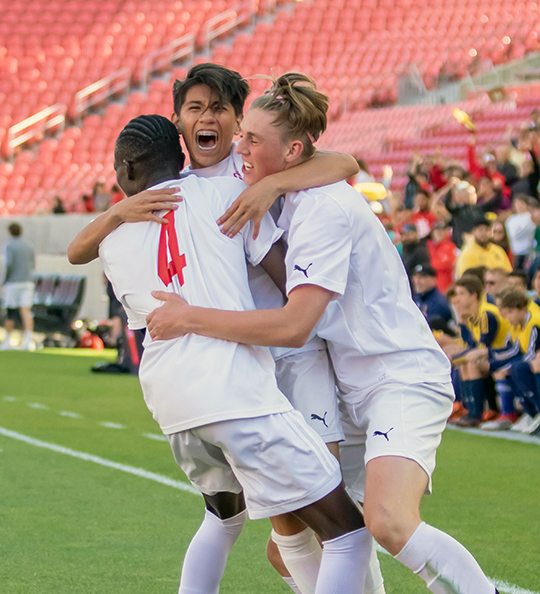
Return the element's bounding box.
[68,209,123,264]
[266,150,359,195]
[184,305,310,348]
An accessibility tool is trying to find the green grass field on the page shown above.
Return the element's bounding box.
[1,350,539,594]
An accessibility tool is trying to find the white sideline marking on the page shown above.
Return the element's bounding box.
[447,424,540,446]
[100,422,125,429]
[1,427,537,594]
[142,433,168,442]
[3,396,16,402]
[0,427,201,496]
[27,403,49,410]
[60,411,82,419]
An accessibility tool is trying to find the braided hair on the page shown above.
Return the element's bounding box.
[252,73,329,159]
[116,114,184,173]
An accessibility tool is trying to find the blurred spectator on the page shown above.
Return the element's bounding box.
[442,180,501,248]
[476,176,509,212]
[456,216,513,278]
[491,220,514,266]
[510,151,540,200]
[407,189,439,238]
[485,267,509,300]
[1,223,35,350]
[404,151,430,209]
[353,159,375,184]
[507,269,530,292]
[533,268,540,307]
[467,133,509,198]
[496,143,519,189]
[52,196,66,214]
[92,181,111,212]
[412,264,453,331]
[81,193,95,213]
[427,222,457,293]
[399,223,431,285]
[110,184,124,205]
[505,194,537,270]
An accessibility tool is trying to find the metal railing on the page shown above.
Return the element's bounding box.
[202,0,257,54]
[140,33,195,91]
[6,103,66,159]
[73,67,131,121]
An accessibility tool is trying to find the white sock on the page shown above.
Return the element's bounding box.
[283,576,304,594]
[394,522,495,594]
[178,509,247,594]
[272,527,322,594]
[365,537,386,594]
[315,527,373,594]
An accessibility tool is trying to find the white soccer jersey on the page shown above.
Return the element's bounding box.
[99,176,292,434]
[183,147,324,358]
[278,181,452,403]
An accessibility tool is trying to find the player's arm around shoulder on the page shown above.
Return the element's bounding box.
[67,187,182,264]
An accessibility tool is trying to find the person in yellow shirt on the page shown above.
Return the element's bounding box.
[451,275,511,426]
[456,216,513,278]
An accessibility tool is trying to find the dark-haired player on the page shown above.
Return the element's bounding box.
[81,114,372,594]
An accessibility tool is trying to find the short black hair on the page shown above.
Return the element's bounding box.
[116,114,184,173]
[8,223,21,237]
[500,289,528,310]
[455,275,484,299]
[172,63,250,117]
[508,269,528,287]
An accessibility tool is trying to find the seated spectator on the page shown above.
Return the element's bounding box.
[399,223,431,286]
[52,196,66,214]
[451,275,511,427]
[486,289,540,434]
[533,268,540,308]
[412,264,454,331]
[505,194,537,270]
[456,215,513,278]
[485,267,509,300]
[427,221,457,293]
[491,220,514,266]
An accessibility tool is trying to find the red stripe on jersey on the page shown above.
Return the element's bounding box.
[157,211,187,286]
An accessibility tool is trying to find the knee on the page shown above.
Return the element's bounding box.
[365,506,419,556]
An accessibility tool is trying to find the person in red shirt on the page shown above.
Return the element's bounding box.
[427,222,458,293]
[467,134,510,199]
[408,189,439,238]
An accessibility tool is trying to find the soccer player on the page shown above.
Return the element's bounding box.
[85,113,373,594]
[147,73,500,594]
[68,64,382,594]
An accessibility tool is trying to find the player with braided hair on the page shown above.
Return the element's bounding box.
[81,113,376,594]
[147,74,501,594]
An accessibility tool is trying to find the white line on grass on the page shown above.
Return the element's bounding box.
[27,402,49,410]
[447,424,540,446]
[0,427,537,594]
[0,426,201,496]
[59,411,83,419]
[100,422,126,429]
[2,396,16,402]
[142,433,168,442]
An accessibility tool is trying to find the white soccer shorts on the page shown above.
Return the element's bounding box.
[167,409,342,520]
[275,348,344,444]
[339,381,454,500]
[3,282,34,308]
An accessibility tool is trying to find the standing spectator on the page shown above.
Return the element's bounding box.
[491,220,514,266]
[353,159,375,184]
[412,264,454,331]
[456,216,513,278]
[442,181,501,248]
[52,196,66,214]
[407,189,439,238]
[81,193,95,213]
[467,134,509,197]
[92,181,111,212]
[427,222,457,293]
[399,223,431,286]
[496,143,519,190]
[510,153,540,200]
[485,268,509,300]
[505,194,537,270]
[1,223,35,350]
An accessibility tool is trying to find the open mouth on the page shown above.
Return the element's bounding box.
[243,161,253,171]
[196,131,218,151]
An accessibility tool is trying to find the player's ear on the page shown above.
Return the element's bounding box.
[124,159,136,181]
[171,112,183,134]
[233,113,243,136]
[285,139,304,163]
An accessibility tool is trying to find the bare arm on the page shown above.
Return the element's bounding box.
[258,238,288,297]
[146,284,334,348]
[217,150,359,238]
[67,188,181,264]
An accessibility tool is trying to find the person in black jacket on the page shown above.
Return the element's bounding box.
[400,223,432,288]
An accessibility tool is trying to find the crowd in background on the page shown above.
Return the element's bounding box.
[354,110,540,435]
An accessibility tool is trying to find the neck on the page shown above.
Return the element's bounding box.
[143,167,181,191]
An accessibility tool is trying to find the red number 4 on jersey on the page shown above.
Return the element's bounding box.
[157,211,187,286]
